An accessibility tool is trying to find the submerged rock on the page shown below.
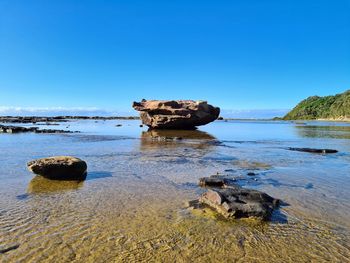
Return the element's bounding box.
[191,176,280,220]
[27,156,87,180]
[199,176,237,188]
[132,99,220,129]
[199,177,226,187]
[287,147,338,154]
[199,187,279,220]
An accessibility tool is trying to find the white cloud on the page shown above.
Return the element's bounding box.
[0,106,135,117]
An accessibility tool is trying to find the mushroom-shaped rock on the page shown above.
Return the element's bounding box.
[27,156,87,180]
[132,100,220,129]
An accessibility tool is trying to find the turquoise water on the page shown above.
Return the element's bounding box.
[1,120,350,262]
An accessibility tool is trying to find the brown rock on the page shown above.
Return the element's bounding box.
[27,156,87,180]
[132,100,220,129]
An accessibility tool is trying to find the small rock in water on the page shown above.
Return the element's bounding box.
[199,177,226,187]
[139,124,143,127]
[199,187,279,220]
[247,172,256,176]
[0,244,20,254]
[287,147,338,154]
[116,124,122,127]
[27,156,87,180]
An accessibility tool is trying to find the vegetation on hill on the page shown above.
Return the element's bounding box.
[283,90,350,120]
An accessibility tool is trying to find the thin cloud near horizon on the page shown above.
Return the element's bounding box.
[0,106,289,119]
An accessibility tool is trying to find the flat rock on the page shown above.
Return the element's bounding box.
[0,125,76,134]
[199,187,279,220]
[132,100,220,129]
[27,156,87,180]
[288,147,338,154]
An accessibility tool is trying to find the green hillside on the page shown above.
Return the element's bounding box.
[283,90,350,120]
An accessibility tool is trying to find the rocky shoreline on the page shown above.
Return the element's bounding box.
[0,125,78,134]
[0,116,140,124]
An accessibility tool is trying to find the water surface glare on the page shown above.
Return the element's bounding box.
[1,120,350,262]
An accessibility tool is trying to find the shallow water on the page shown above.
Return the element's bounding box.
[1,120,350,262]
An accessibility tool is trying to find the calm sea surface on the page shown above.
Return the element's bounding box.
[1,120,350,262]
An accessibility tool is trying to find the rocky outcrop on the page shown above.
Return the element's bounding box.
[0,125,77,134]
[27,156,87,180]
[0,116,139,123]
[132,100,220,129]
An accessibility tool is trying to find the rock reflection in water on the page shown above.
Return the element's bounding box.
[27,175,84,194]
[140,129,216,150]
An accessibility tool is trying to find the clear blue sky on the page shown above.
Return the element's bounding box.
[0,0,349,116]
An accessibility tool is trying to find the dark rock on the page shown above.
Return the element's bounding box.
[199,177,226,187]
[199,187,279,220]
[287,147,338,154]
[132,100,220,129]
[27,156,87,180]
[217,116,224,120]
[0,125,76,134]
[0,244,20,254]
[0,116,140,123]
[139,124,143,127]
[116,124,122,127]
[247,172,256,176]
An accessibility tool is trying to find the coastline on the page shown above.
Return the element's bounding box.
[1,115,350,123]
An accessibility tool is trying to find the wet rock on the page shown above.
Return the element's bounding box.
[199,177,226,187]
[0,116,68,123]
[185,199,202,209]
[0,125,37,133]
[0,125,76,134]
[27,156,87,180]
[132,99,220,129]
[247,172,256,176]
[116,124,122,127]
[287,147,338,154]
[199,187,279,220]
[0,116,140,123]
[0,244,20,254]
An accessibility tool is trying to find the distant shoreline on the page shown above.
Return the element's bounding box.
[1,116,349,123]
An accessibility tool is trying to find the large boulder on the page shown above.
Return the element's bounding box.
[27,156,87,180]
[132,100,220,129]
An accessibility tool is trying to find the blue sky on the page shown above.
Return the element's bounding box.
[0,0,349,117]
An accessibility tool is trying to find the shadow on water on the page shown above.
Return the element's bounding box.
[236,177,314,190]
[270,209,289,224]
[139,129,218,151]
[85,171,113,181]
